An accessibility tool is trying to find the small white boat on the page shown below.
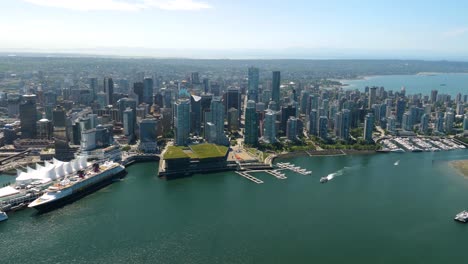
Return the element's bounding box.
[0,211,8,222]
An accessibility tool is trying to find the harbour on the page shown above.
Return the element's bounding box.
[2,151,468,263]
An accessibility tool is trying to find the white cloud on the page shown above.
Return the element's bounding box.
[442,27,468,37]
[22,0,213,11]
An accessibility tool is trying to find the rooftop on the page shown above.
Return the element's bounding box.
[164,144,229,160]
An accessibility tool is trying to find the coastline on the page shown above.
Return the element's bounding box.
[272,149,377,162]
[450,160,468,177]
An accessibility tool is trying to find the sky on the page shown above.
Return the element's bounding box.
[1,0,468,59]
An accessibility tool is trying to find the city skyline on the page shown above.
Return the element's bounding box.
[2,1,468,59]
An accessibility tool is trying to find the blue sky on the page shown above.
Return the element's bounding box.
[1,0,468,58]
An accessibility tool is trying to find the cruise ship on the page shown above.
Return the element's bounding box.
[28,160,125,211]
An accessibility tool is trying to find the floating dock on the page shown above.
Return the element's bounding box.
[235,171,264,184]
[276,163,312,175]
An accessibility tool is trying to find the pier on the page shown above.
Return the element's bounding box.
[276,162,312,175]
[235,171,264,184]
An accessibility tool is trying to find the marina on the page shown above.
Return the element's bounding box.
[381,137,466,153]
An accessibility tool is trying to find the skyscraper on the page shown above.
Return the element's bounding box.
[280,104,296,135]
[247,67,259,102]
[431,90,438,103]
[143,77,154,105]
[263,110,277,143]
[463,114,468,131]
[420,113,429,134]
[19,95,37,139]
[89,77,98,101]
[271,71,281,109]
[104,77,114,106]
[368,87,377,109]
[286,117,298,141]
[139,119,158,153]
[396,99,406,125]
[226,87,241,113]
[190,95,202,135]
[244,100,258,146]
[174,99,191,146]
[206,98,228,145]
[123,107,136,140]
[318,116,328,140]
[445,111,454,134]
[308,109,318,136]
[364,113,375,142]
[227,108,239,132]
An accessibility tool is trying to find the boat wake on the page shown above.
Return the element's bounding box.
[394,160,400,166]
[322,165,360,183]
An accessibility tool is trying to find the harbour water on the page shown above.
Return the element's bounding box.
[1,151,468,263]
[341,73,468,96]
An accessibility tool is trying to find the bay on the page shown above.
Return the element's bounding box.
[1,151,468,263]
[341,73,468,96]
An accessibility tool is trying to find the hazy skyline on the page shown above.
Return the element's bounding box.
[2,0,468,59]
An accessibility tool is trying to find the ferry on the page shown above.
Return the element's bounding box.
[454,211,468,223]
[0,211,7,222]
[28,161,126,212]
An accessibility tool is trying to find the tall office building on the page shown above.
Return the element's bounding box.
[174,99,191,146]
[263,110,277,143]
[308,109,318,136]
[117,98,137,123]
[396,99,406,125]
[364,113,375,142]
[206,98,228,145]
[226,87,241,113]
[19,95,37,139]
[280,104,296,134]
[286,117,298,141]
[143,77,154,105]
[190,95,202,135]
[123,107,136,139]
[420,114,429,134]
[191,72,200,85]
[435,111,444,133]
[431,90,438,103]
[271,71,281,109]
[402,112,412,131]
[244,100,258,146]
[445,111,455,134]
[133,82,144,104]
[227,108,239,132]
[203,78,210,94]
[368,87,377,109]
[139,119,158,153]
[300,90,310,115]
[247,67,259,102]
[104,77,114,106]
[89,77,98,101]
[318,116,328,140]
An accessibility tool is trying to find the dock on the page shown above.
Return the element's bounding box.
[276,162,312,175]
[247,169,287,180]
[235,171,264,184]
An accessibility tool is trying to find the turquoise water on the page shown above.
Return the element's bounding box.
[342,73,468,96]
[1,151,468,263]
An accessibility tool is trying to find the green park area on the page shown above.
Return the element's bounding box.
[164,144,229,160]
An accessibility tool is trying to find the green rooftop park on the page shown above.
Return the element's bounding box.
[164,144,229,160]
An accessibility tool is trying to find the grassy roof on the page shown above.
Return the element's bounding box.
[190,144,229,159]
[164,144,228,160]
[164,146,189,159]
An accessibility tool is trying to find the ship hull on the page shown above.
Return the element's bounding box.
[32,169,127,212]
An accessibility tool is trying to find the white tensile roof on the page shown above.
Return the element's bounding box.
[15,157,89,184]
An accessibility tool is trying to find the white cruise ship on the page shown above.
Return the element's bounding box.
[28,160,125,211]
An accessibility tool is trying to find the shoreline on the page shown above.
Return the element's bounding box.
[273,149,377,161]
